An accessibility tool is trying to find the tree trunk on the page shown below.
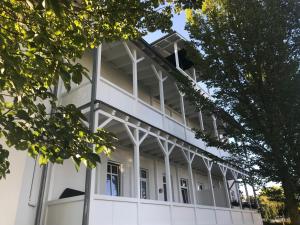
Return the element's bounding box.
[282,178,300,225]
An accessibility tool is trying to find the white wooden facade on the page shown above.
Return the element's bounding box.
[0,33,263,225]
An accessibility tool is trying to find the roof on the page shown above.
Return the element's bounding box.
[150,31,186,46]
[150,32,188,59]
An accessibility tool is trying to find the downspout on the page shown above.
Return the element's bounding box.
[82,46,99,225]
[34,165,48,225]
[34,85,58,225]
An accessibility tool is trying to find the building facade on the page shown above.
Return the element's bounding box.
[0,33,263,225]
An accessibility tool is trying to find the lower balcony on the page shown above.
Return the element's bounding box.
[46,195,262,225]
[43,104,262,225]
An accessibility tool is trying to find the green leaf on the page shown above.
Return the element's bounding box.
[4,102,13,109]
[78,130,84,137]
[72,156,81,171]
[16,110,30,120]
[38,155,48,165]
[72,70,82,84]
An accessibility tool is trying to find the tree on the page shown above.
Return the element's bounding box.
[259,186,286,222]
[172,0,300,224]
[0,0,180,179]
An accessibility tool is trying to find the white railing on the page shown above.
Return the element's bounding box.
[89,195,262,225]
[97,77,225,157]
[57,76,228,158]
[45,195,262,225]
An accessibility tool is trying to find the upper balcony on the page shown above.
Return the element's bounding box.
[57,35,227,158]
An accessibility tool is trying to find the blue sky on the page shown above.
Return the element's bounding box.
[143,12,190,43]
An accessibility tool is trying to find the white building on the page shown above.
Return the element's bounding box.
[0,33,263,225]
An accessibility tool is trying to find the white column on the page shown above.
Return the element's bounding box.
[212,115,218,138]
[132,50,138,100]
[133,128,140,198]
[164,153,172,202]
[175,83,186,128]
[219,165,231,208]
[157,138,173,202]
[175,165,181,202]
[222,174,231,208]
[208,168,216,207]
[153,159,158,200]
[234,177,242,209]
[198,110,204,131]
[97,44,102,82]
[252,185,259,209]
[182,149,196,205]
[243,180,252,209]
[192,68,197,81]
[125,125,148,225]
[123,42,144,107]
[174,42,180,68]
[227,180,232,203]
[203,159,216,207]
[179,94,187,127]
[151,65,167,126]
[124,125,140,198]
[159,76,165,114]
[187,162,196,204]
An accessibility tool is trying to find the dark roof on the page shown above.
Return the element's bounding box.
[149,31,177,45]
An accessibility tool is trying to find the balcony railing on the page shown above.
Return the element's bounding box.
[45,195,263,225]
[98,76,224,157]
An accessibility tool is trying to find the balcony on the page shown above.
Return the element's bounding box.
[98,76,224,157]
[46,195,262,225]
[44,103,261,225]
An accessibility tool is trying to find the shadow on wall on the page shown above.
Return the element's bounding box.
[59,188,84,199]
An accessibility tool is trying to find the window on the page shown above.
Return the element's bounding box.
[180,178,189,203]
[106,162,120,196]
[163,175,168,201]
[231,190,236,201]
[162,175,174,201]
[196,182,204,191]
[140,168,149,199]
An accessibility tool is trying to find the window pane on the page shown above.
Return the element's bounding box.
[181,179,187,187]
[112,165,118,174]
[106,174,111,195]
[197,183,203,191]
[140,181,147,199]
[163,183,167,201]
[107,164,111,173]
[140,169,147,179]
[106,162,121,196]
[180,178,189,203]
[181,189,189,203]
[111,175,119,196]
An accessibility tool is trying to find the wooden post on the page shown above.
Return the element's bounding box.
[174,42,180,68]
[219,165,232,208]
[203,159,216,207]
[188,162,196,204]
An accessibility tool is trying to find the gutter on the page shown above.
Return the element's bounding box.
[82,47,100,225]
[34,85,58,225]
